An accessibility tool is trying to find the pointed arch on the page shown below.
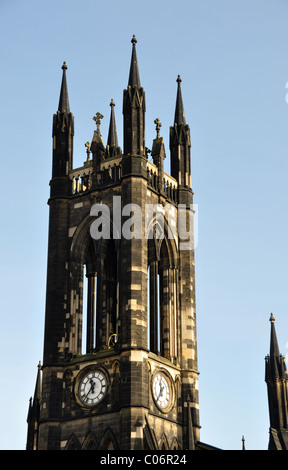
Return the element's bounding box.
[143,418,158,450]
[175,374,181,407]
[81,431,99,450]
[99,427,119,450]
[111,360,120,408]
[170,436,180,450]
[158,433,169,450]
[65,433,81,450]
[147,211,178,358]
[68,211,120,355]
[70,213,93,264]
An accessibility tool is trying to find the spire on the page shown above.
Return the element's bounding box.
[51,61,74,185]
[34,361,42,403]
[174,75,186,126]
[170,75,191,188]
[128,35,141,88]
[107,99,119,149]
[58,62,70,113]
[123,35,145,156]
[269,313,280,357]
[265,315,288,447]
[265,313,285,381]
[106,99,121,158]
[26,362,42,450]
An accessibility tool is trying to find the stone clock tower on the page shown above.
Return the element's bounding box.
[26,36,200,451]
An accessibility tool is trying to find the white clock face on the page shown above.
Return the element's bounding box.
[78,370,107,407]
[152,372,171,411]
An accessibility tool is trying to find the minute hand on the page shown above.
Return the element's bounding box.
[156,381,164,401]
[83,379,95,401]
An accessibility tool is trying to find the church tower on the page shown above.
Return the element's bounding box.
[265,314,288,450]
[27,37,200,451]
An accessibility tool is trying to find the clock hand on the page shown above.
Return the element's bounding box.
[83,379,95,401]
[156,380,164,401]
[89,378,95,393]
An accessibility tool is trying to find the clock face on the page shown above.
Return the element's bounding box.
[78,369,107,407]
[152,371,172,411]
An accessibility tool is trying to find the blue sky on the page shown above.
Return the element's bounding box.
[1,0,288,450]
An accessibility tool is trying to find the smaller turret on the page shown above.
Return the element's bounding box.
[51,62,74,197]
[106,99,121,158]
[169,75,191,190]
[123,35,146,157]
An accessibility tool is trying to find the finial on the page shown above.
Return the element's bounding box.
[242,436,246,450]
[110,99,115,108]
[37,361,42,370]
[270,313,275,323]
[131,34,137,45]
[93,112,104,133]
[85,141,91,162]
[62,61,68,71]
[177,74,182,83]
[154,118,162,138]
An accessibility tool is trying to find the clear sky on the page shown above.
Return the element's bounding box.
[1,0,288,450]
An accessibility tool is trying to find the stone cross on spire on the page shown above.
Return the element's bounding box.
[93,112,104,133]
[154,118,162,138]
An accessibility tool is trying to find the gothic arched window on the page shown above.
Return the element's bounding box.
[147,234,177,360]
[81,237,118,355]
